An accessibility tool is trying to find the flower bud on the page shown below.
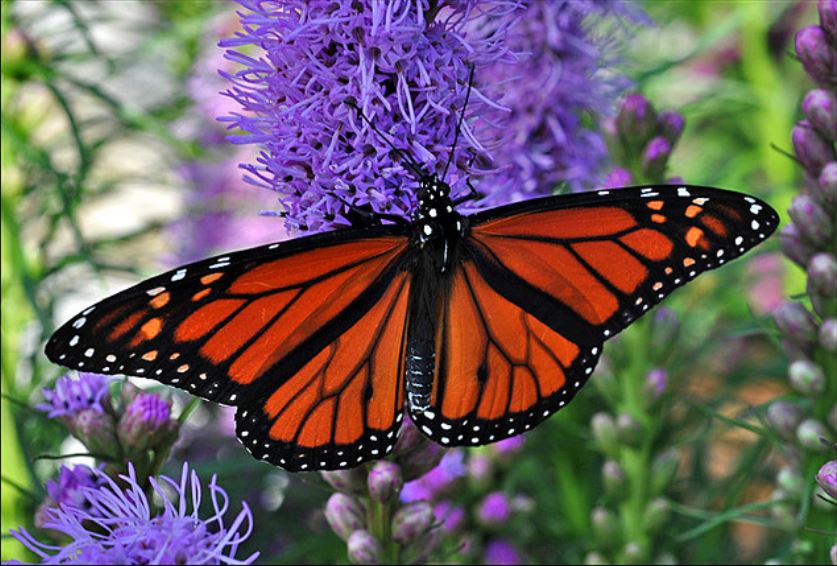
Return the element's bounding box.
[117,393,177,455]
[602,460,627,498]
[803,89,837,141]
[325,493,366,542]
[621,541,647,564]
[767,401,805,439]
[650,449,679,495]
[815,460,837,499]
[821,0,837,41]
[792,121,834,176]
[816,161,837,210]
[807,253,837,317]
[510,494,535,514]
[654,551,678,565]
[397,439,445,482]
[616,413,644,447]
[796,26,837,87]
[347,530,383,565]
[407,524,443,564]
[584,552,608,565]
[616,93,659,152]
[776,467,804,495]
[772,301,818,351]
[779,223,817,268]
[642,497,671,534]
[434,501,465,532]
[770,489,798,530]
[658,111,685,146]
[822,319,837,353]
[796,418,832,451]
[477,491,511,527]
[591,506,620,546]
[591,412,619,456]
[643,368,669,402]
[368,462,402,504]
[321,468,367,495]
[392,501,433,545]
[604,168,633,188]
[468,453,494,486]
[393,418,423,455]
[641,136,672,182]
[788,360,826,396]
[70,408,119,459]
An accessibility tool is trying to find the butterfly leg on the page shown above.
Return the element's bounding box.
[332,192,411,227]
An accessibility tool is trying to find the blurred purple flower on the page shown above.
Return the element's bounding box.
[38,465,108,525]
[37,372,110,419]
[483,539,521,565]
[401,449,466,502]
[492,435,526,456]
[433,500,466,532]
[8,463,258,565]
[477,491,511,526]
[222,0,639,233]
[604,167,633,188]
[816,460,837,499]
[644,368,668,399]
[746,253,785,314]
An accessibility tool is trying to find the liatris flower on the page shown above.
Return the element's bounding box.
[221,0,515,233]
[483,539,521,565]
[817,460,837,500]
[400,450,467,502]
[35,465,108,528]
[8,463,258,565]
[117,392,178,456]
[222,0,637,233]
[477,491,511,527]
[37,372,110,419]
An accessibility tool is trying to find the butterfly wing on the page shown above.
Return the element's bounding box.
[45,226,413,470]
[410,185,778,444]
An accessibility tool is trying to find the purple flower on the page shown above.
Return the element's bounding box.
[433,500,466,532]
[8,463,258,565]
[222,1,638,233]
[37,465,108,525]
[483,539,521,565]
[37,372,110,419]
[477,491,511,526]
[117,393,178,455]
[222,0,515,233]
[492,434,525,456]
[815,460,837,499]
[644,368,668,399]
[401,449,466,502]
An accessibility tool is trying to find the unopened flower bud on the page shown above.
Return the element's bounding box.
[321,468,367,495]
[347,530,383,565]
[434,501,465,532]
[468,453,494,486]
[816,162,837,210]
[779,223,817,268]
[789,360,826,396]
[477,491,511,527]
[591,506,620,546]
[604,168,633,188]
[815,460,837,499]
[796,26,837,87]
[767,401,805,439]
[621,541,647,564]
[408,524,443,564]
[792,121,834,176]
[641,136,672,182]
[71,408,118,459]
[821,0,837,42]
[658,111,685,146]
[393,418,422,455]
[367,461,402,503]
[822,319,837,353]
[796,418,832,451]
[642,498,671,534]
[803,89,837,141]
[584,552,608,565]
[591,413,619,456]
[325,493,366,541]
[773,301,818,351]
[807,253,837,318]
[397,438,445,481]
[616,413,644,447]
[392,501,433,545]
[776,467,804,495]
[117,393,177,455]
[650,449,679,495]
[643,368,668,402]
[602,460,627,498]
[616,93,659,152]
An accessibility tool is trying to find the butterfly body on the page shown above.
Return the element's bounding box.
[45,184,778,471]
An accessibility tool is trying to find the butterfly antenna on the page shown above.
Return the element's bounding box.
[441,63,475,182]
[344,99,426,180]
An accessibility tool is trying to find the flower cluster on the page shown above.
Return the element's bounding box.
[8,463,258,565]
[222,0,636,233]
[321,416,446,564]
[767,2,836,561]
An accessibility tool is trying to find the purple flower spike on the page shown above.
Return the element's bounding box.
[792,121,835,175]
[644,368,668,400]
[483,539,521,565]
[391,501,434,545]
[117,393,178,455]
[641,136,672,182]
[604,167,633,188]
[795,25,837,87]
[821,0,837,42]
[347,530,383,565]
[658,111,685,145]
[38,465,108,527]
[325,492,366,542]
[803,89,837,141]
[477,491,511,527]
[367,460,403,503]
[433,500,465,533]
[37,372,110,419]
[401,450,466,502]
[8,463,258,565]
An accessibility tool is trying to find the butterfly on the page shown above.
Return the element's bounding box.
[45,173,778,471]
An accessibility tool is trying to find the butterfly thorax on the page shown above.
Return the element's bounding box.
[412,176,467,274]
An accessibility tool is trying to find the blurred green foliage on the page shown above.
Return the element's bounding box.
[1,1,833,564]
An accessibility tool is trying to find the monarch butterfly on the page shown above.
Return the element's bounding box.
[45,173,778,471]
